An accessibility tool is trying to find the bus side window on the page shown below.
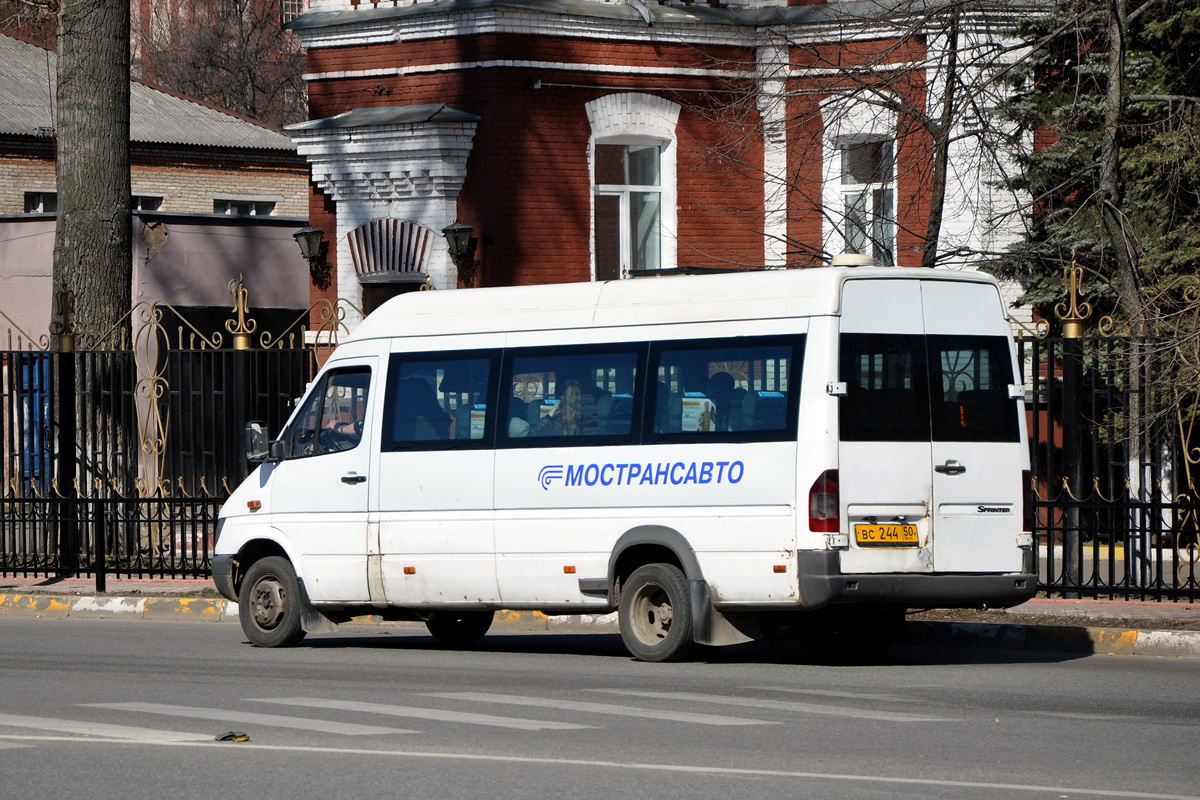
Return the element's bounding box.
[382,353,496,450]
[501,345,641,446]
[650,336,801,439]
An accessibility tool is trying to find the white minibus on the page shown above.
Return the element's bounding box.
[212,266,1035,661]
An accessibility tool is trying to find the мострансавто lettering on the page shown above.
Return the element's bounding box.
[538,461,745,490]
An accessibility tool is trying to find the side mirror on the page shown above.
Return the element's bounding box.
[245,421,278,463]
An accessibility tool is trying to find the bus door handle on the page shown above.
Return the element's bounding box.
[935,460,966,476]
[341,472,367,485]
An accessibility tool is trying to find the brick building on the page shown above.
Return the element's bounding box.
[287,0,1028,329]
[0,33,312,339]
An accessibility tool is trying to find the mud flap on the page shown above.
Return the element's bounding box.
[690,579,763,647]
[297,579,340,635]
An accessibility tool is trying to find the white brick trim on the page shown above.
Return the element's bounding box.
[289,114,480,318]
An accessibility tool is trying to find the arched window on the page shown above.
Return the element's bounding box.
[821,97,897,266]
[586,93,679,280]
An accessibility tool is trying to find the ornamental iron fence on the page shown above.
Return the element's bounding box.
[2,270,1198,602]
[1,282,359,587]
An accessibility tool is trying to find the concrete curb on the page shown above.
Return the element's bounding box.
[3,596,1199,657]
[0,594,240,623]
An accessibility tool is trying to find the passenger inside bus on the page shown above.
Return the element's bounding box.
[532,380,582,437]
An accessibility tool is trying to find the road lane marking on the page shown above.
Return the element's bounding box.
[249,697,596,731]
[590,689,955,723]
[424,692,777,726]
[6,735,1196,800]
[81,703,416,736]
[0,712,209,742]
[751,686,920,703]
[1025,710,1143,722]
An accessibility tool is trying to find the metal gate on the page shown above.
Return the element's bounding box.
[1,283,355,586]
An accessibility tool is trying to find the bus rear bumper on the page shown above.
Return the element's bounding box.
[797,551,1037,610]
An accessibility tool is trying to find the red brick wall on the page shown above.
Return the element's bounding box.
[307,185,339,329]
[306,33,765,286]
[303,27,940,284]
[786,35,932,267]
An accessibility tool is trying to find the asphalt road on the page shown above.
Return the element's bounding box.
[1,619,1197,800]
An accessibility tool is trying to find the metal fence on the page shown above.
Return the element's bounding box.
[1,287,347,587]
[1018,330,1200,601]
[4,281,1200,602]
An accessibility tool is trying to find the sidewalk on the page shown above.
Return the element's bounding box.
[2,575,1199,658]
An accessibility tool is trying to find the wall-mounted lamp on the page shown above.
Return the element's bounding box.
[441,220,478,288]
[293,225,331,290]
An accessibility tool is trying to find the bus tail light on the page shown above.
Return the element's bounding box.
[809,469,839,532]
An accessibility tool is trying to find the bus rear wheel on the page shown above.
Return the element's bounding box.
[425,611,494,647]
[619,563,694,662]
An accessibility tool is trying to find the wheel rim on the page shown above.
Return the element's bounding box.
[250,575,287,630]
[629,580,673,645]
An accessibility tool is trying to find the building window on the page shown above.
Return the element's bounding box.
[839,138,895,266]
[586,93,679,281]
[821,97,898,266]
[594,143,662,280]
[133,195,163,211]
[214,198,275,216]
[281,0,305,24]
[23,192,56,213]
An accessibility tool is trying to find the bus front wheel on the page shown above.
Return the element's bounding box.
[619,563,695,662]
[239,556,307,648]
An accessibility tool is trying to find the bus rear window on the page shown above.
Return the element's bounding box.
[929,335,1020,443]
[839,333,930,442]
[839,333,1019,443]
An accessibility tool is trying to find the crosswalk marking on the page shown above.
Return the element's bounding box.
[250,697,596,731]
[424,692,777,726]
[589,689,956,723]
[0,712,210,742]
[82,703,416,736]
[753,686,919,703]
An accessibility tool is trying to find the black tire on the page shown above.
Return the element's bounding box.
[618,563,695,662]
[425,611,494,647]
[796,606,905,665]
[238,556,307,647]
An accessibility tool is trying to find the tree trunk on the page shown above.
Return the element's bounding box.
[921,6,960,270]
[53,0,131,346]
[1097,0,1141,322]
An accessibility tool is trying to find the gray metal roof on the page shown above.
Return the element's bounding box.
[286,104,480,132]
[289,0,1040,32]
[0,34,295,151]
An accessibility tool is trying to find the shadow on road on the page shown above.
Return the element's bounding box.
[293,630,1089,666]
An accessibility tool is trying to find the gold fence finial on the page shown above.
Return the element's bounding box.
[1055,253,1092,338]
[225,274,257,350]
[49,289,82,352]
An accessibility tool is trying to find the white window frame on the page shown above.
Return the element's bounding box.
[821,98,897,266]
[132,194,165,212]
[23,191,56,214]
[210,193,282,217]
[839,138,895,266]
[593,138,665,279]
[586,93,679,280]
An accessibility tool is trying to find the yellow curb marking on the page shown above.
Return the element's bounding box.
[1091,629,1139,653]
